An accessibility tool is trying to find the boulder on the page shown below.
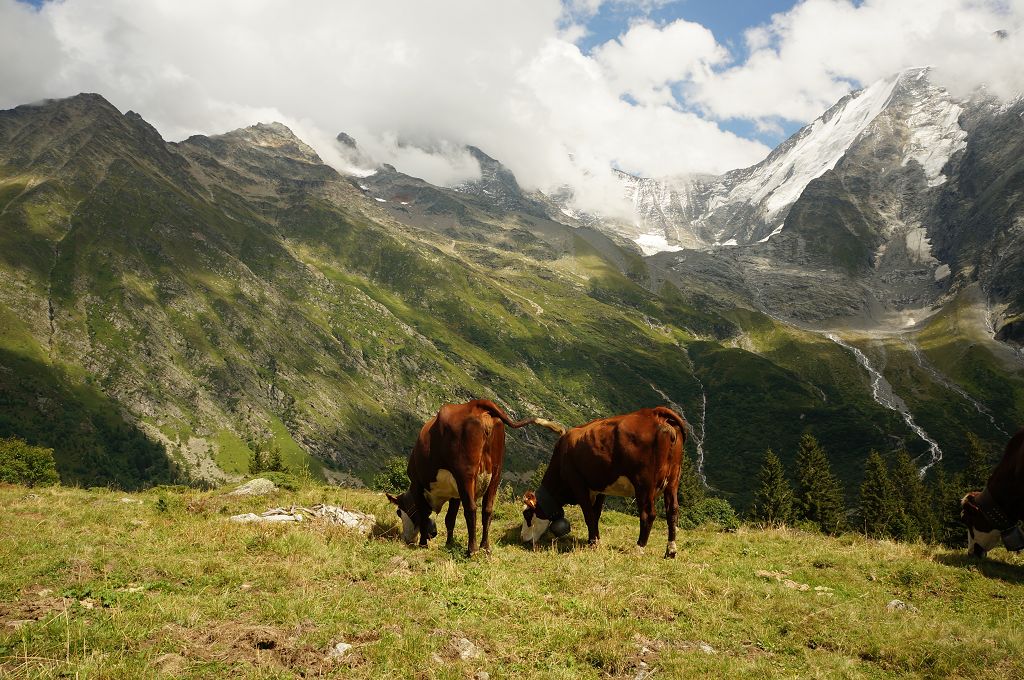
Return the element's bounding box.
[227,478,278,496]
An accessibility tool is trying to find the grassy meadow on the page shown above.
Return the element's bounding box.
[2,482,1024,679]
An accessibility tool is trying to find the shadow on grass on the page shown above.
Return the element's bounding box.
[934,552,1024,584]
[495,523,590,553]
[370,517,401,541]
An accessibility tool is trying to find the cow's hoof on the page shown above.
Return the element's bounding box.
[665,541,677,559]
[587,539,600,549]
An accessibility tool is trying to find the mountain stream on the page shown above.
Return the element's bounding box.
[825,333,943,474]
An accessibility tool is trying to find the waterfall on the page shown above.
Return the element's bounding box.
[825,333,943,475]
[649,354,709,488]
[903,337,1007,437]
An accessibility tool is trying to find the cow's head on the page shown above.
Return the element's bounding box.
[520,491,570,543]
[961,491,1000,558]
[386,491,429,544]
[520,491,551,543]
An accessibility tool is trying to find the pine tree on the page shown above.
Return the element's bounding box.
[265,443,285,472]
[889,447,932,542]
[926,462,966,547]
[860,450,900,538]
[248,441,266,475]
[794,433,846,534]
[965,432,992,491]
[750,448,794,525]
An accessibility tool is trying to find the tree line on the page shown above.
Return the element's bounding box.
[749,432,992,545]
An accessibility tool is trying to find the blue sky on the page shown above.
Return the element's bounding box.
[575,0,804,144]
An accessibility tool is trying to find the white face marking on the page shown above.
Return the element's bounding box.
[968,527,1000,556]
[600,475,636,498]
[520,504,551,543]
[398,509,417,544]
[424,469,459,512]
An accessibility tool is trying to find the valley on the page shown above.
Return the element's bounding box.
[1,73,1022,508]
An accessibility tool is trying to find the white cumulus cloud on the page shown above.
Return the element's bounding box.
[0,0,1022,218]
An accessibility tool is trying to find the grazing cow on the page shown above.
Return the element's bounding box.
[961,427,1024,557]
[386,399,564,556]
[521,406,687,558]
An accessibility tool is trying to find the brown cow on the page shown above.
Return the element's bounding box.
[961,427,1024,557]
[520,406,687,558]
[386,399,564,556]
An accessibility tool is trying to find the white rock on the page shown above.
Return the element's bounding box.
[452,637,483,660]
[229,512,302,523]
[328,642,353,658]
[886,599,919,613]
[227,478,278,496]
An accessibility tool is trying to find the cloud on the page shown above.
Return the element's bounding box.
[0,0,768,217]
[0,0,1022,218]
[691,0,1024,122]
[593,19,727,106]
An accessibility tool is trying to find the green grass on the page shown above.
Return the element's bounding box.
[266,416,325,481]
[2,483,1023,678]
[212,430,255,475]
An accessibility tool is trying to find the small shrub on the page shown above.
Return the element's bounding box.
[372,456,408,493]
[527,462,547,493]
[0,437,60,487]
[260,470,302,491]
[679,497,739,531]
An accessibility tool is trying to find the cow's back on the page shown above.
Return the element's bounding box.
[560,409,673,489]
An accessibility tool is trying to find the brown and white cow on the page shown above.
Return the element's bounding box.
[386,399,564,556]
[961,427,1024,557]
[521,406,687,558]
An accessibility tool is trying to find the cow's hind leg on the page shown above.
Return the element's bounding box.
[479,474,501,553]
[636,488,656,549]
[445,498,461,548]
[663,482,680,558]
[459,481,478,557]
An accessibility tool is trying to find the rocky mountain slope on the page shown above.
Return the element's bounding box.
[0,92,1020,505]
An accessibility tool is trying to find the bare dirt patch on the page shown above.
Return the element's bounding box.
[159,619,363,674]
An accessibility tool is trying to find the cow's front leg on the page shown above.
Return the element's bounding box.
[416,497,434,547]
[459,481,478,557]
[575,488,602,546]
[636,489,656,549]
[444,498,461,548]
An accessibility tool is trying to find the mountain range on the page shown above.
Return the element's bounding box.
[1,68,1021,507]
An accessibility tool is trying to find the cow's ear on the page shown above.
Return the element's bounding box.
[385,493,400,506]
[523,491,537,509]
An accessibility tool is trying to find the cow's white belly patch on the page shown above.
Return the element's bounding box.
[424,469,459,512]
[423,469,493,511]
[598,475,635,498]
[476,472,492,498]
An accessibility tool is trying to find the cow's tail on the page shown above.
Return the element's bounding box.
[653,406,689,444]
[476,399,567,436]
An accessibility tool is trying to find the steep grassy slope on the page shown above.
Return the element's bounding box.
[0,94,1019,506]
[3,483,1023,678]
